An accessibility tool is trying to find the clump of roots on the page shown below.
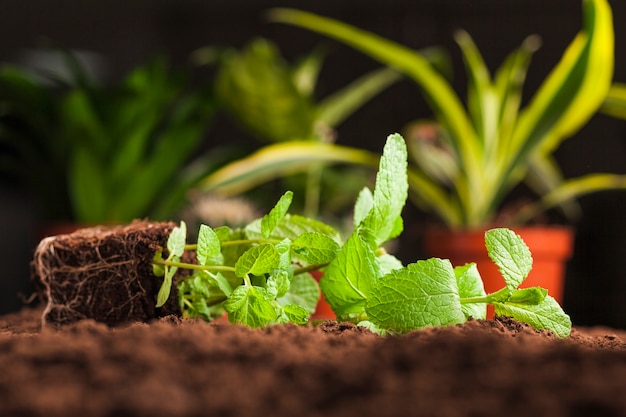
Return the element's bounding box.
[31,221,181,327]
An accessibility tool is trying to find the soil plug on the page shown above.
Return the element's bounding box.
[31,221,181,326]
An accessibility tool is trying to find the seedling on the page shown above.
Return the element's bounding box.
[154,134,571,337]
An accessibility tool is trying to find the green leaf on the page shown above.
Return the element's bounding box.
[152,250,165,277]
[167,221,187,258]
[234,244,280,277]
[223,285,277,328]
[366,258,465,333]
[353,187,373,228]
[454,263,487,320]
[261,191,293,238]
[156,255,179,308]
[277,273,320,314]
[197,224,223,266]
[485,228,532,290]
[321,226,380,318]
[278,304,309,325]
[246,213,341,243]
[292,232,340,264]
[376,253,403,276]
[507,287,548,305]
[493,295,571,338]
[274,238,292,270]
[362,133,408,245]
[267,269,291,299]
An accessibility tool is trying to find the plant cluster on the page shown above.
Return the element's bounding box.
[154,134,571,337]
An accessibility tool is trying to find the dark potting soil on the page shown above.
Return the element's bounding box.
[1,307,626,417]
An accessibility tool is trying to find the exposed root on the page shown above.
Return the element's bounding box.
[31,220,181,327]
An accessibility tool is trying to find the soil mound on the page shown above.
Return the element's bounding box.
[1,308,626,417]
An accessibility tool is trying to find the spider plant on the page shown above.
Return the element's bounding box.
[258,0,626,229]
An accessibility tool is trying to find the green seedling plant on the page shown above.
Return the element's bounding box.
[154,134,571,337]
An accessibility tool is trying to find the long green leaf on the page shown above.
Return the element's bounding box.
[512,173,626,225]
[268,8,484,206]
[600,83,626,119]
[199,141,379,196]
[509,0,613,168]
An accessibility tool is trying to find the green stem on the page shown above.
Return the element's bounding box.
[460,287,511,305]
[153,259,236,273]
[293,263,328,275]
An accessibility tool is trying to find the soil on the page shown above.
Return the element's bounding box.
[6,222,626,416]
[2,307,626,417]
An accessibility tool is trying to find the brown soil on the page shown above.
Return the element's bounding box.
[2,307,626,417]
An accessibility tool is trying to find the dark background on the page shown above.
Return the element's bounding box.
[1,0,625,327]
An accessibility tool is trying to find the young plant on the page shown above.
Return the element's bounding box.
[155,134,571,337]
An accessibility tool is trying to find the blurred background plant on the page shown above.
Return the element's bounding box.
[267,0,626,230]
[0,47,222,226]
[196,37,453,228]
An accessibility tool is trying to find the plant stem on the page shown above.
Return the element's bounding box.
[153,259,236,273]
[460,287,511,305]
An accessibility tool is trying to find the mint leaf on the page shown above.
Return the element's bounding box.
[156,271,174,308]
[157,221,187,307]
[275,238,292,270]
[361,133,408,245]
[321,226,380,318]
[246,214,341,242]
[167,221,187,258]
[353,187,373,228]
[485,228,532,290]
[261,191,293,238]
[376,253,403,276]
[197,224,223,266]
[277,273,320,314]
[234,244,280,277]
[266,269,291,299]
[277,304,309,324]
[292,232,341,265]
[507,287,548,305]
[366,258,465,333]
[455,263,486,320]
[493,295,571,338]
[152,250,165,277]
[224,285,277,327]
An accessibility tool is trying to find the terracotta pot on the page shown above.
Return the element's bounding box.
[310,270,336,320]
[423,226,574,318]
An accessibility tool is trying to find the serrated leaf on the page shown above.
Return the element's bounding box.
[362,133,408,245]
[493,295,571,338]
[234,244,280,277]
[485,228,532,290]
[454,263,487,320]
[277,273,320,314]
[275,238,292,269]
[267,269,291,299]
[292,232,341,264]
[366,258,465,333]
[197,224,223,266]
[279,304,309,324]
[224,285,277,328]
[376,253,403,275]
[261,191,293,238]
[246,213,341,243]
[321,226,380,318]
[167,221,187,258]
[353,187,373,228]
